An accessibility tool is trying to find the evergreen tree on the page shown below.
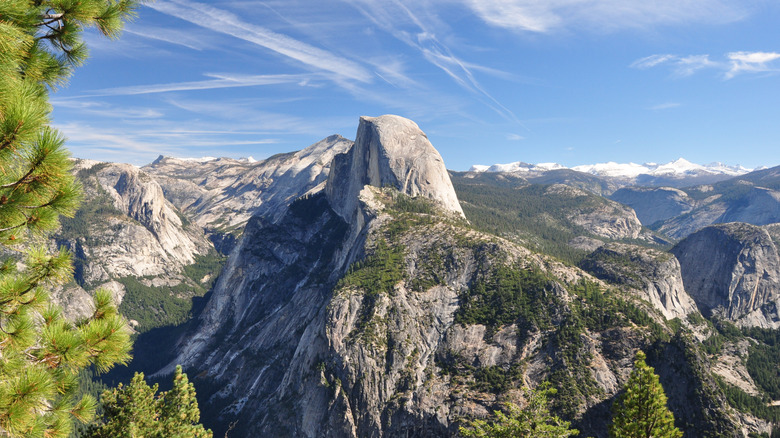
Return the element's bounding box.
[87,366,212,438]
[1,1,138,436]
[609,351,682,438]
[460,382,579,438]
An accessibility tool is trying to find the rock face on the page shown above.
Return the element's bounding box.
[657,181,780,239]
[610,186,695,226]
[544,185,642,240]
[144,135,353,232]
[326,115,464,222]
[160,116,749,438]
[57,161,211,286]
[580,243,698,320]
[671,223,780,328]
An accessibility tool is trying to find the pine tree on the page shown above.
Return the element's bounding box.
[609,351,683,438]
[1,1,138,436]
[87,366,213,438]
[460,382,579,438]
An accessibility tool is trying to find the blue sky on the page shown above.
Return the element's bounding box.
[52,0,780,170]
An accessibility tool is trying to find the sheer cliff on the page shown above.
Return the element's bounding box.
[159,116,758,437]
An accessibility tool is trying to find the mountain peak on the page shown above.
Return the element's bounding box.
[326,115,465,220]
[472,158,751,180]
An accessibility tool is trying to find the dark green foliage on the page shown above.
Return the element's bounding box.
[455,264,556,339]
[451,179,600,264]
[117,251,224,332]
[471,364,525,394]
[391,194,439,215]
[337,238,404,297]
[460,382,579,438]
[701,319,743,355]
[610,352,682,438]
[69,369,109,438]
[569,279,665,338]
[715,378,780,422]
[86,366,212,438]
[743,328,780,400]
[182,252,226,291]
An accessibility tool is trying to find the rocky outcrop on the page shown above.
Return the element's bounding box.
[158,116,753,437]
[580,243,698,320]
[96,163,208,266]
[326,115,465,222]
[610,186,695,226]
[671,223,780,328]
[56,161,212,287]
[144,135,353,232]
[658,183,780,239]
[544,185,642,239]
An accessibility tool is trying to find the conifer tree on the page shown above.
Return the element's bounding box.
[460,382,579,438]
[86,366,212,438]
[609,351,683,438]
[1,1,138,436]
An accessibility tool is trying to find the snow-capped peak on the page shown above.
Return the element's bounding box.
[470,158,751,179]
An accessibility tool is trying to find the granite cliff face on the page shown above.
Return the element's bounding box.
[144,135,353,244]
[326,115,464,222]
[580,243,698,320]
[58,160,211,286]
[610,186,695,226]
[671,223,780,328]
[656,173,780,239]
[546,185,642,240]
[160,116,749,438]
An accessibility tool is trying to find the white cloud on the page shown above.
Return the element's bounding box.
[124,25,213,51]
[51,99,164,118]
[631,54,717,77]
[91,73,311,96]
[506,133,525,140]
[631,51,779,79]
[148,0,372,83]
[726,51,780,78]
[461,0,749,33]
[343,0,518,122]
[648,102,681,111]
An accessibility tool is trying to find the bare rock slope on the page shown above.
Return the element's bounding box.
[162,116,745,438]
[580,243,698,320]
[326,115,464,221]
[144,135,353,232]
[671,222,780,328]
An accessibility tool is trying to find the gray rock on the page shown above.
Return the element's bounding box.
[610,186,695,226]
[326,115,465,222]
[144,135,353,230]
[672,222,780,328]
[580,243,698,320]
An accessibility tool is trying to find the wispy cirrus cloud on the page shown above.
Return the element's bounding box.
[647,102,681,111]
[726,51,780,78]
[461,0,750,33]
[148,0,372,83]
[342,0,519,122]
[631,51,780,79]
[90,73,313,96]
[631,54,718,77]
[124,25,215,51]
[51,99,164,118]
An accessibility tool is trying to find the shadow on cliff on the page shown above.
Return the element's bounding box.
[95,289,213,391]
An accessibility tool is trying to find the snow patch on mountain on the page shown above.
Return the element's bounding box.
[471,157,751,179]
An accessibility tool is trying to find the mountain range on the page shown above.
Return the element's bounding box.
[52,115,780,437]
[470,158,754,188]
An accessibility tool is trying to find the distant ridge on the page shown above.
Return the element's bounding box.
[470,158,751,179]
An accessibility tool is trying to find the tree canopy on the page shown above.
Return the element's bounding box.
[609,351,682,438]
[86,366,212,438]
[1,1,139,436]
[460,382,579,438]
